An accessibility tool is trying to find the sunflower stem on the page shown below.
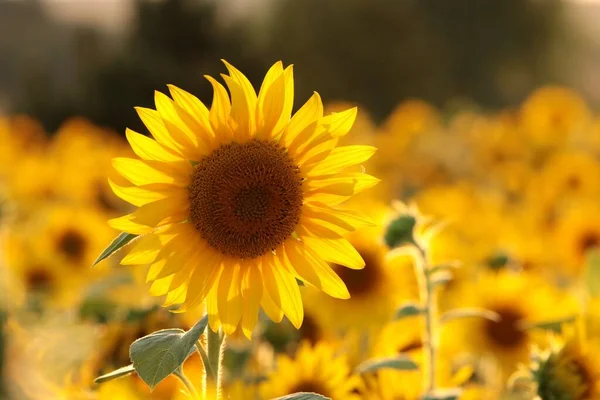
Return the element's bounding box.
[197,338,212,398]
[207,327,226,400]
[174,368,200,400]
[414,244,438,394]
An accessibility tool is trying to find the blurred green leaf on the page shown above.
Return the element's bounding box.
[394,302,424,319]
[520,316,577,333]
[129,315,208,390]
[385,214,416,248]
[439,308,500,324]
[585,250,600,297]
[94,365,135,384]
[93,232,138,267]
[356,356,419,374]
[273,393,330,400]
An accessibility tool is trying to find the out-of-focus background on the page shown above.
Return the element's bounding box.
[2,0,600,131]
[3,1,600,399]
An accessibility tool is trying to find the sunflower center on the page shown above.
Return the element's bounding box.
[189,140,303,259]
[57,229,87,262]
[289,381,328,397]
[25,267,54,291]
[333,249,381,297]
[484,307,527,349]
[579,231,600,256]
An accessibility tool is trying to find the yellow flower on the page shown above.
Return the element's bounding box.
[554,200,600,279]
[259,341,362,399]
[520,86,591,149]
[451,270,578,377]
[530,334,600,400]
[302,227,418,332]
[362,319,467,400]
[108,61,378,338]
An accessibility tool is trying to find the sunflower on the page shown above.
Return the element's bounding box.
[519,86,591,150]
[361,319,470,400]
[529,333,600,400]
[259,341,362,399]
[302,227,418,333]
[452,270,578,377]
[109,61,378,338]
[554,200,600,279]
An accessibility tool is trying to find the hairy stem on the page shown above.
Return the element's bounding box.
[207,327,226,400]
[415,245,437,394]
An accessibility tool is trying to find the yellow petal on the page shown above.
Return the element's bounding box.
[121,233,172,265]
[125,128,185,164]
[221,74,254,141]
[108,179,177,207]
[321,107,357,137]
[149,275,172,296]
[167,84,214,136]
[222,60,258,132]
[217,260,243,335]
[108,214,154,235]
[305,202,375,230]
[205,75,233,142]
[304,145,377,177]
[300,236,365,270]
[240,264,263,339]
[175,248,223,313]
[281,92,323,147]
[271,252,304,328]
[112,157,188,186]
[206,283,221,333]
[259,254,284,323]
[135,107,183,155]
[284,239,350,299]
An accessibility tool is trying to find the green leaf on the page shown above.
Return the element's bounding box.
[356,356,419,374]
[520,315,577,333]
[585,250,600,297]
[129,315,208,390]
[384,214,416,248]
[394,302,424,319]
[93,232,138,266]
[94,365,135,384]
[422,388,462,400]
[272,393,330,400]
[439,308,500,324]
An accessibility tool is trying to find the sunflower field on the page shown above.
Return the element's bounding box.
[2,1,600,400]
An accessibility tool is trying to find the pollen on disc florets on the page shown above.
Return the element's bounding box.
[188,139,303,259]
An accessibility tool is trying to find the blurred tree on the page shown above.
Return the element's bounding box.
[265,0,565,121]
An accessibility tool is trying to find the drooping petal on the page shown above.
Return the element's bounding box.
[217,259,243,334]
[121,232,176,266]
[240,264,263,338]
[259,253,285,323]
[300,236,365,270]
[271,251,304,328]
[174,247,223,313]
[284,239,350,299]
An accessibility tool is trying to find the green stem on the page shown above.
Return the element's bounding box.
[207,328,226,400]
[174,368,200,400]
[197,339,211,399]
[415,245,437,394]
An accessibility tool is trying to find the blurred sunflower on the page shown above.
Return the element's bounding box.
[109,61,377,338]
[302,227,418,333]
[259,341,362,399]
[520,86,591,150]
[554,200,600,279]
[362,319,471,400]
[529,333,600,400]
[49,118,132,213]
[451,270,578,377]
